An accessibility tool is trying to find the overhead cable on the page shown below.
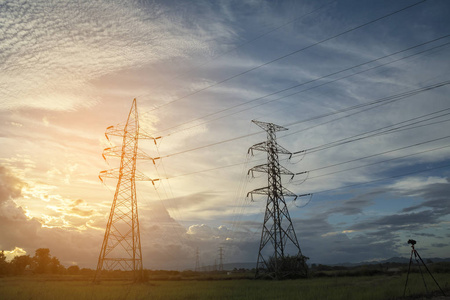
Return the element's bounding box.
[160,80,449,158]
[143,0,426,114]
[156,35,450,137]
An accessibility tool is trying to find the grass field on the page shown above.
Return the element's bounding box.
[1,273,449,300]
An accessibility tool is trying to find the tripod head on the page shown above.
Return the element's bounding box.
[408,239,417,250]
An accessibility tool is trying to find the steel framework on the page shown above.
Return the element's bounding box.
[247,120,308,279]
[94,99,159,282]
[218,247,224,271]
[194,247,200,272]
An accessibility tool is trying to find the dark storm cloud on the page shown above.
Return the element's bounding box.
[350,210,437,232]
[322,192,379,216]
[414,232,437,238]
[290,209,399,264]
[402,178,450,215]
[431,243,448,248]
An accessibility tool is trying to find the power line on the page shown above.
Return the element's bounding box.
[288,160,450,209]
[292,106,450,155]
[142,0,426,114]
[161,130,262,159]
[166,1,336,84]
[307,135,450,173]
[165,135,450,180]
[159,80,450,159]
[301,143,450,182]
[154,35,450,137]
[282,81,450,142]
[310,161,450,195]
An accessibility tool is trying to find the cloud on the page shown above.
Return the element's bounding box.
[68,199,95,218]
[0,0,232,111]
[0,165,26,203]
[290,214,401,264]
[186,224,230,240]
[0,165,104,266]
[431,243,448,248]
[401,177,450,215]
[0,165,41,250]
[350,210,437,232]
[1,0,449,269]
[321,191,378,216]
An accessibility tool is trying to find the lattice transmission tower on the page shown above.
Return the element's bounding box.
[94,98,160,282]
[194,247,200,272]
[218,247,224,271]
[247,120,308,279]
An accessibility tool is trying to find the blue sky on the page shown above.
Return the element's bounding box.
[0,0,449,269]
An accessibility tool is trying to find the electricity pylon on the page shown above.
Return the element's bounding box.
[94,98,160,282]
[194,247,200,272]
[247,120,308,280]
[218,247,224,271]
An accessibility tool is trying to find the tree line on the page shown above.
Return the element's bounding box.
[0,248,86,276]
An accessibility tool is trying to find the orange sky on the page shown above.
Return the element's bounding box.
[1,0,450,269]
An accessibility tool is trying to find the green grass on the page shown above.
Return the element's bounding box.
[1,273,449,300]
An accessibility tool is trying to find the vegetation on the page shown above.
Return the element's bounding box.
[0,248,64,276]
[261,254,309,279]
[1,273,450,300]
[1,248,450,299]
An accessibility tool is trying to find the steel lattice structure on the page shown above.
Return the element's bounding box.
[247,120,308,279]
[94,99,159,282]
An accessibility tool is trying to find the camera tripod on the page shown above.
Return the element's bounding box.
[403,240,446,297]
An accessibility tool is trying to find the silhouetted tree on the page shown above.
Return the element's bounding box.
[267,254,309,279]
[33,248,51,274]
[67,265,80,275]
[11,255,32,275]
[49,256,63,274]
[0,250,8,275]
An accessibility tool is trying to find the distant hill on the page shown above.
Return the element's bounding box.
[197,262,255,271]
[328,257,450,267]
[214,257,450,271]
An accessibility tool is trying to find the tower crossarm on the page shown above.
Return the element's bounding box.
[138,132,162,144]
[248,142,292,157]
[99,169,159,184]
[105,124,161,144]
[102,147,161,164]
[248,164,295,179]
[252,120,288,132]
[247,187,297,201]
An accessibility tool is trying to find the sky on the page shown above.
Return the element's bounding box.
[1,0,450,270]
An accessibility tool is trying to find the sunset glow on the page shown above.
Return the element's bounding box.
[1,0,450,271]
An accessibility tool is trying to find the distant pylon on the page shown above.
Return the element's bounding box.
[218,247,224,271]
[195,247,200,272]
[247,120,308,279]
[94,98,160,282]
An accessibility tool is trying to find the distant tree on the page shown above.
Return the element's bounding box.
[67,265,80,275]
[267,254,309,279]
[0,250,8,275]
[11,255,32,275]
[34,248,51,274]
[49,256,62,274]
[80,268,94,278]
